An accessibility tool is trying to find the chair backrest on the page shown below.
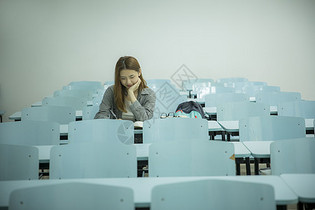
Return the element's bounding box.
[53,89,94,100]
[217,102,270,121]
[0,144,38,180]
[82,105,100,120]
[204,93,248,107]
[68,81,103,90]
[149,141,235,177]
[42,96,87,110]
[216,77,248,84]
[255,91,301,106]
[181,79,214,91]
[9,182,134,210]
[68,119,134,144]
[50,142,137,179]
[239,116,306,141]
[278,100,315,119]
[270,138,315,175]
[152,81,183,115]
[260,85,281,92]
[21,106,76,124]
[151,179,275,210]
[0,121,60,146]
[147,79,173,92]
[208,86,235,94]
[153,95,187,119]
[143,118,209,143]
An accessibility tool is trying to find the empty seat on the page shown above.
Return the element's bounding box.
[153,95,187,119]
[82,105,100,120]
[255,91,301,107]
[149,141,235,177]
[21,106,76,124]
[270,138,315,175]
[151,179,275,210]
[143,118,209,143]
[50,142,137,179]
[68,119,134,144]
[205,93,248,107]
[53,89,94,101]
[67,81,103,90]
[9,182,134,210]
[0,121,59,146]
[278,100,315,119]
[0,144,38,180]
[42,96,87,110]
[217,101,270,121]
[239,116,306,141]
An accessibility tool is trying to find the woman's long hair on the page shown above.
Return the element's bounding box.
[114,56,148,112]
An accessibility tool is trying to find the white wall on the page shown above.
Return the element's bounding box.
[1,0,315,121]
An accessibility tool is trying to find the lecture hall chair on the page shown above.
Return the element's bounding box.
[9,182,134,210]
[204,92,248,108]
[151,179,276,210]
[278,100,315,119]
[0,144,39,180]
[270,137,315,175]
[255,91,301,107]
[0,121,59,146]
[216,101,270,121]
[53,89,94,101]
[21,105,76,124]
[50,142,137,179]
[143,118,209,143]
[67,119,134,144]
[42,96,87,110]
[67,81,103,90]
[239,116,306,142]
[149,141,235,177]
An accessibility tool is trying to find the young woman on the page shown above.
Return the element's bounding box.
[94,56,156,121]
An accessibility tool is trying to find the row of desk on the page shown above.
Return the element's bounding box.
[36,141,274,176]
[14,117,314,176]
[0,174,314,209]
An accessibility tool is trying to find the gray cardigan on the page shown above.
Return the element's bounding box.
[94,85,156,121]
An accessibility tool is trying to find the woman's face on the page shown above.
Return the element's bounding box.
[120,69,140,89]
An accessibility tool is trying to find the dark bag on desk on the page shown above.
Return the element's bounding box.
[175,101,206,119]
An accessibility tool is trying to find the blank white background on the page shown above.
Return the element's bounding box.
[0,0,314,121]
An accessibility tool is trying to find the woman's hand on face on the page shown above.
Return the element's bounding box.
[128,78,141,93]
[126,78,141,102]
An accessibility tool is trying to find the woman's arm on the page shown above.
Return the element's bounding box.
[94,87,114,119]
[129,88,156,121]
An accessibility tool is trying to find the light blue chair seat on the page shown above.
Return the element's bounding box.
[217,101,270,121]
[9,182,134,210]
[67,81,103,90]
[42,96,87,110]
[21,106,76,124]
[216,77,249,84]
[255,91,301,107]
[143,118,209,143]
[149,141,235,177]
[151,179,275,210]
[0,144,38,180]
[0,121,59,146]
[270,137,315,175]
[82,105,100,120]
[54,89,94,101]
[205,93,248,107]
[68,119,134,144]
[278,100,315,119]
[239,116,306,141]
[50,142,137,179]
